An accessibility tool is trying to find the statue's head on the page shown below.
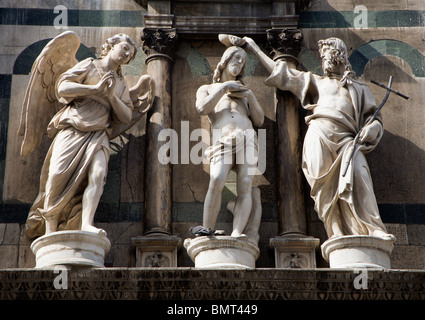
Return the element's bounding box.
[213,46,247,83]
[100,34,137,75]
[318,37,354,77]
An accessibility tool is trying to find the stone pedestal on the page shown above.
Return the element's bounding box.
[321,235,395,269]
[30,231,111,269]
[184,236,260,269]
[132,234,182,267]
[270,235,320,268]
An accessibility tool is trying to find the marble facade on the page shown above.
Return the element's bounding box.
[0,0,425,277]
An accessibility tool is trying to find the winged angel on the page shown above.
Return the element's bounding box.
[19,31,155,238]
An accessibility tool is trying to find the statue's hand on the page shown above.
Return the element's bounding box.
[223,80,247,93]
[227,88,254,101]
[359,120,381,144]
[95,71,115,97]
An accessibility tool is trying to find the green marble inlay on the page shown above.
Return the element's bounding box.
[176,43,211,77]
[299,47,322,76]
[0,8,144,27]
[299,10,425,28]
[349,40,425,77]
[0,8,424,28]
[123,49,147,77]
[78,10,120,27]
[245,52,259,77]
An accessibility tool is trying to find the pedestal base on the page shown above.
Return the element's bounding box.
[132,234,182,267]
[184,236,260,269]
[270,235,320,268]
[321,235,395,269]
[31,230,111,269]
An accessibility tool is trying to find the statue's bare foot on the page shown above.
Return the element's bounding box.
[231,231,248,239]
[81,225,107,237]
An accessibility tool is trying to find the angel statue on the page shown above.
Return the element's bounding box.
[18,31,155,238]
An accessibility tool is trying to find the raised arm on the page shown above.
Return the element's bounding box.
[243,37,276,74]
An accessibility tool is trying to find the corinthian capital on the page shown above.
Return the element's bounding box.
[267,29,303,63]
[141,28,178,60]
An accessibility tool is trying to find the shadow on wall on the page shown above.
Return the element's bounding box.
[361,54,425,205]
[369,130,425,204]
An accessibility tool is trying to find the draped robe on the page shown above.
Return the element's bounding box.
[265,60,388,238]
[26,58,133,238]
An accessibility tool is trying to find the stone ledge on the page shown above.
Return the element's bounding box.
[0,268,424,300]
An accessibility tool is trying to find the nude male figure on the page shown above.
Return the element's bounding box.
[195,46,264,237]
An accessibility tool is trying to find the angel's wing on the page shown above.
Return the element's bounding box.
[108,75,156,140]
[18,31,80,156]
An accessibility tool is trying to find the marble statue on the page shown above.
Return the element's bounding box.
[244,36,394,240]
[194,35,264,241]
[19,31,155,238]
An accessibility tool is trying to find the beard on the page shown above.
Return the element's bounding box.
[228,64,242,77]
[322,57,340,76]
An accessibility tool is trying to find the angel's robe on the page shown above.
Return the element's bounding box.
[265,60,388,238]
[26,58,133,237]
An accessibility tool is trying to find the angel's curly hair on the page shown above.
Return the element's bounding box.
[212,46,246,83]
[99,33,137,75]
[318,37,356,79]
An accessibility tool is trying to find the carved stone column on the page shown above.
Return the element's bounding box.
[142,28,176,236]
[267,29,319,268]
[132,28,181,267]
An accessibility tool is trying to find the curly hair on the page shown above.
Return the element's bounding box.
[99,33,137,76]
[212,46,246,83]
[318,37,356,79]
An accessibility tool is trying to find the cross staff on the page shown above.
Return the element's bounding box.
[342,76,409,177]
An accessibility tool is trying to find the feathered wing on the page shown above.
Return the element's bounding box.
[18,31,80,156]
[108,75,156,140]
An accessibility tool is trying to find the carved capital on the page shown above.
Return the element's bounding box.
[266,29,303,64]
[141,28,178,61]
